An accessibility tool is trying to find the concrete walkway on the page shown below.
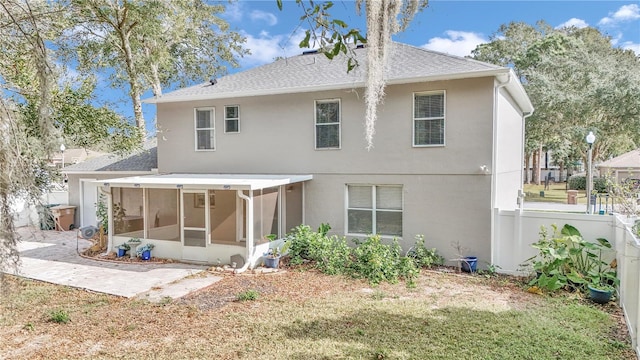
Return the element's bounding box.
[7,227,222,301]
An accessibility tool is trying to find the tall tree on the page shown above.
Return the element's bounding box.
[472,22,640,183]
[0,0,63,280]
[67,0,247,141]
[0,0,139,279]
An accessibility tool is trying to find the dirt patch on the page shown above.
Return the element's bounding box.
[1,265,634,359]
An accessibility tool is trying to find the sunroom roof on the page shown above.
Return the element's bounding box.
[96,174,313,191]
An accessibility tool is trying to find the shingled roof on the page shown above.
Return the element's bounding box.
[145,42,532,113]
[62,139,157,173]
[598,149,640,169]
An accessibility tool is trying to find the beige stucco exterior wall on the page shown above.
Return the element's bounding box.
[304,174,492,264]
[152,76,523,265]
[157,78,495,175]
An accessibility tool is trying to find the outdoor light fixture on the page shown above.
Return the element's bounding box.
[60,143,66,168]
[586,131,595,214]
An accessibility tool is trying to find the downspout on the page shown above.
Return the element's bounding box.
[98,185,113,256]
[234,190,254,274]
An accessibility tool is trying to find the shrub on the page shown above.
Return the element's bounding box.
[285,224,350,274]
[568,175,585,190]
[407,235,444,268]
[308,235,351,275]
[284,224,423,286]
[48,309,70,324]
[350,235,418,286]
[236,289,259,301]
[285,224,317,264]
[568,175,607,192]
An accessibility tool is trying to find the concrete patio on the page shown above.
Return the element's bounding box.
[5,227,222,301]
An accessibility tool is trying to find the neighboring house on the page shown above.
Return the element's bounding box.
[597,149,640,183]
[62,139,157,229]
[54,148,107,168]
[101,42,533,269]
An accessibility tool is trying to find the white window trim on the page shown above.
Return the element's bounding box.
[345,184,403,238]
[194,107,215,151]
[412,90,446,148]
[224,105,240,134]
[314,98,341,150]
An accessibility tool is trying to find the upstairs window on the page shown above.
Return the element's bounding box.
[315,99,340,149]
[414,91,445,146]
[347,185,403,237]
[195,108,215,150]
[224,105,239,133]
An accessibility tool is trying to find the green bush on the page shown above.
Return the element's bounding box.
[285,224,351,275]
[47,309,70,324]
[407,235,444,268]
[236,289,259,301]
[349,236,419,286]
[568,175,608,192]
[284,224,428,286]
[568,175,586,190]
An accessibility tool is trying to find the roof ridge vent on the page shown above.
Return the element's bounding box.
[302,49,319,55]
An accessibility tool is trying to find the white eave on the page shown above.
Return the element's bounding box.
[96,173,313,191]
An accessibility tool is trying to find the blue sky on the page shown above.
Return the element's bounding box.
[136,0,640,135]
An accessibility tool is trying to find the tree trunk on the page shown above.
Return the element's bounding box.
[115,6,145,142]
[524,153,530,184]
[559,162,565,182]
[532,147,541,185]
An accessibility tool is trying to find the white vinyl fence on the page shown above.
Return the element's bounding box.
[614,215,640,357]
[493,208,640,357]
[12,191,69,227]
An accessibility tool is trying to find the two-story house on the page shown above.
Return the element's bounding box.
[98,42,533,269]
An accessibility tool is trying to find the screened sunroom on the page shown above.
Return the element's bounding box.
[98,174,311,268]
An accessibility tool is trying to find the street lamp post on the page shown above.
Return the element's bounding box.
[586,131,595,214]
[60,144,66,168]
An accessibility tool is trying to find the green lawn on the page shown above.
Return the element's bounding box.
[1,270,633,359]
[524,183,588,204]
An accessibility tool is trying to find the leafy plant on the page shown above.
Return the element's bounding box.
[117,243,130,251]
[236,289,259,301]
[523,224,618,293]
[128,237,142,244]
[350,235,418,286]
[284,224,419,286]
[136,243,155,257]
[406,235,444,268]
[96,193,109,233]
[478,263,501,278]
[47,309,70,324]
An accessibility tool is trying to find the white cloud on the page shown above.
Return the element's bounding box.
[420,31,487,57]
[240,29,311,67]
[556,18,589,29]
[598,4,640,26]
[621,41,640,54]
[223,2,244,23]
[249,10,278,26]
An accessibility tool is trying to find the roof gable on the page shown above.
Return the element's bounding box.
[148,43,506,104]
[598,149,640,169]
